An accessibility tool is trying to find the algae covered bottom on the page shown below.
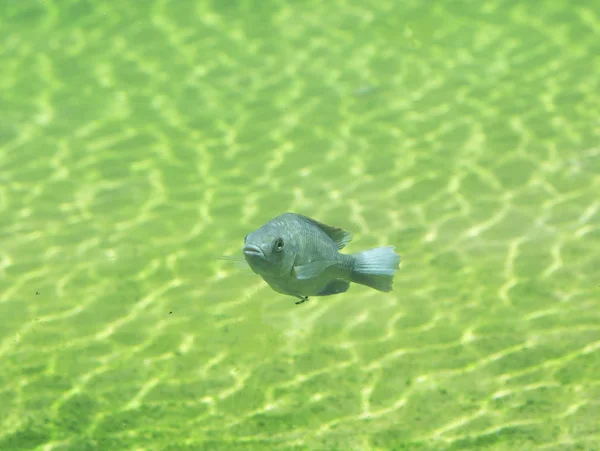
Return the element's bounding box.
[0,0,599,450]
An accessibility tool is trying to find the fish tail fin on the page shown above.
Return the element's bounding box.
[350,246,401,292]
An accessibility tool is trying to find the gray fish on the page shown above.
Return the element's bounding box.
[242,213,401,305]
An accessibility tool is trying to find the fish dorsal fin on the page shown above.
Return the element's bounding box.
[297,214,353,249]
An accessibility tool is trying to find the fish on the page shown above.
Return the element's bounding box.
[242,213,401,305]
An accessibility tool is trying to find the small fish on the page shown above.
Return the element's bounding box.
[242,213,401,305]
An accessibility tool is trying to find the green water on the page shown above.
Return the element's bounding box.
[1,0,599,450]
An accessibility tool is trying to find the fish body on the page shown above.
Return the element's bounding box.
[242,213,401,303]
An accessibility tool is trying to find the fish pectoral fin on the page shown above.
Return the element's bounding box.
[318,279,350,296]
[293,261,337,280]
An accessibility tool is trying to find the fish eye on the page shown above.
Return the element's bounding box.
[274,238,284,252]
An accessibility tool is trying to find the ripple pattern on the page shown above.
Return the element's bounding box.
[0,0,599,450]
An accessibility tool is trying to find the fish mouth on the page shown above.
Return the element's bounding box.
[242,244,264,258]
